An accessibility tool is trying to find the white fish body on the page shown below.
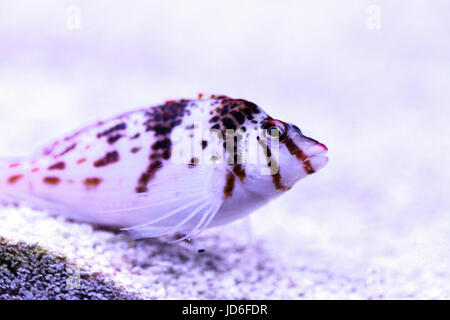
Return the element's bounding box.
[0,96,328,241]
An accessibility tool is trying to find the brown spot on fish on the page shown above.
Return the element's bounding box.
[97,122,127,139]
[188,157,199,168]
[94,151,120,167]
[209,115,220,123]
[162,149,171,160]
[257,137,287,191]
[48,161,66,170]
[231,111,245,124]
[130,133,140,140]
[233,164,246,182]
[31,168,40,173]
[150,153,162,160]
[8,174,24,184]
[222,117,236,131]
[201,140,208,150]
[223,171,235,199]
[152,138,171,150]
[136,160,163,193]
[303,160,315,174]
[57,143,76,157]
[84,177,103,188]
[107,134,122,144]
[43,177,61,185]
[131,147,141,154]
[77,158,87,165]
[220,105,229,116]
[271,172,287,191]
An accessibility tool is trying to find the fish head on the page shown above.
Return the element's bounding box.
[241,117,328,196]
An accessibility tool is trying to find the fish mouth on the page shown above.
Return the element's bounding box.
[284,136,329,174]
[305,143,329,172]
[307,153,329,172]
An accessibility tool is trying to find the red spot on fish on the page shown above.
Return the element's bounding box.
[198,93,204,99]
[317,142,328,152]
[43,177,61,185]
[31,168,40,173]
[9,162,20,168]
[48,161,66,170]
[77,158,87,165]
[8,174,24,184]
[165,99,176,105]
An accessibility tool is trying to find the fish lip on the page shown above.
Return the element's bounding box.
[306,148,328,160]
[306,151,329,168]
[307,154,328,162]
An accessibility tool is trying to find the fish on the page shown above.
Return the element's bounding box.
[0,95,328,241]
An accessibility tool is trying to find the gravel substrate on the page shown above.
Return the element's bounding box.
[2,200,450,300]
[0,204,362,299]
[0,237,138,300]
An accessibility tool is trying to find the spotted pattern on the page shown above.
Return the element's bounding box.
[188,157,200,168]
[206,98,263,196]
[97,123,126,137]
[95,122,127,145]
[43,177,61,185]
[28,96,311,201]
[223,171,235,199]
[135,100,188,193]
[48,161,66,170]
[257,136,288,191]
[93,151,120,168]
[56,143,76,158]
[7,174,24,184]
[83,177,103,188]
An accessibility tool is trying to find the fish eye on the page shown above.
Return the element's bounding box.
[262,119,288,142]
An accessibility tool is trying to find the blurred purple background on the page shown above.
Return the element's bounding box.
[1,1,449,298]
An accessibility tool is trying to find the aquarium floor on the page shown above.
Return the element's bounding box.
[1,204,449,299]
